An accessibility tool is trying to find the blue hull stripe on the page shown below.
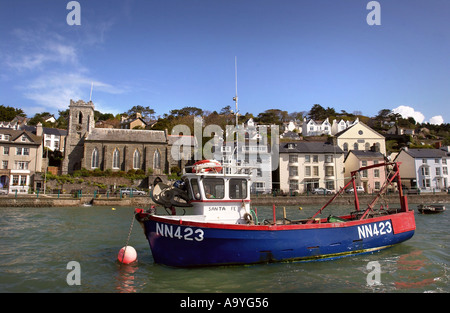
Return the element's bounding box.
[142,216,415,267]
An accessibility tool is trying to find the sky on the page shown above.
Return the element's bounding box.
[0,0,449,124]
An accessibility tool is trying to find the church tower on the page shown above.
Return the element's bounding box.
[61,99,95,174]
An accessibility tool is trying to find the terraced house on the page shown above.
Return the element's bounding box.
[277,141,345,194]
[0,125,43,194]
[395,147,450,192]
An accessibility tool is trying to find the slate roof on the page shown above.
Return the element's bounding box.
[22,125,67,136]
[0,128,42,144]
[403,148,447,159]
[279,141,344,154]
[347,150,385,159]
[85,128,167,143]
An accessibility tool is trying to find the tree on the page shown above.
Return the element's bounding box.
[0,104,26,121]
[256,109,288,125]
[308,104,327,120]
[127,105,156,119]
[28,112,53,126]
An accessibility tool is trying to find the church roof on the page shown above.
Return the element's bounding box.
[86,128,167,143]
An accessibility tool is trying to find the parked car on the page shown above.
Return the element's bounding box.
[311,187,335,195]
[346,186,365,194]
[120,188,146,196]
[0,189,8,195]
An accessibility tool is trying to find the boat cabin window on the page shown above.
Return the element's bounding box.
[202,178,224,199]
[190,178,201,200]
[229,178,247,199]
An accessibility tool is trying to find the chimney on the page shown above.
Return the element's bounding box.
[36,122,43,137]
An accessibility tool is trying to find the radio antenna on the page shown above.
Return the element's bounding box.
[89,82,94,101]
[233,57,239,127]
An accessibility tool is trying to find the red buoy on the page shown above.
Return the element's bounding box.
[118,246,137,264]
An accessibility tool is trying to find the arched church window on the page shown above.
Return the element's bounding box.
[113,148,120,169]
[91,148,99,169]
[153,150,161,169]
[133,149,141,169]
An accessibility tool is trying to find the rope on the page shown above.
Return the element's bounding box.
[121,213,135,262]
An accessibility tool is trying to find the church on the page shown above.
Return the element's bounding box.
[61,100,171,180]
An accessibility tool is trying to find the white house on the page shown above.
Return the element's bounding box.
[277,141,345,194]
[394,147,450,192]
[331,118,359,135]
[302,118,332,136]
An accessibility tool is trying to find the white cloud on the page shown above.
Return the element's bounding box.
[391,106,425,124]
[429,115,444,125]
[3,26,129,115]
[22,72,127,114]
[4,29,79,71]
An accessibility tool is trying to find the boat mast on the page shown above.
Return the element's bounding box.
[233,56,240,165]
[233,56,239,127]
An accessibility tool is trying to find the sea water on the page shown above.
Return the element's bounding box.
[0,204,448,293]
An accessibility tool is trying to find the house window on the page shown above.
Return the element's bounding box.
[289,154,298,163]
[91,148,99,169]
[12,175,19,186]
[3,147,9,155]
[16,147,29,155]
[325,155,333,163]
[254,182,265,189]
[421,167,430,176]
[305,155,310,163]
[325,166,334,176]
[305,166,311,176]
[133,149,141,169]
[2,161,8,169]
[289,166,298,177]
[353,143,359,150]
[436,168,441,176]
[153,150,161,169]
[313,166,319,176]
[21,135,27,142]
[374,169,380,178]
[325,180,334,190]
[15,161,29,170]
[312,155,318,163]
[422,178,430,188]
[112,148,120,169]
[375,181,381,190]
[443,167,448,175]
[343,143,348,152]
[289,180,298,191]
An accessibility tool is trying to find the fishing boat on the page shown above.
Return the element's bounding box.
[135,160,415,267]
[417,204,446,214]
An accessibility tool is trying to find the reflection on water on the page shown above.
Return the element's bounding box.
[115,263,138,293]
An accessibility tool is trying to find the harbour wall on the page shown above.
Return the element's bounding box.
[0,193,449,208]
